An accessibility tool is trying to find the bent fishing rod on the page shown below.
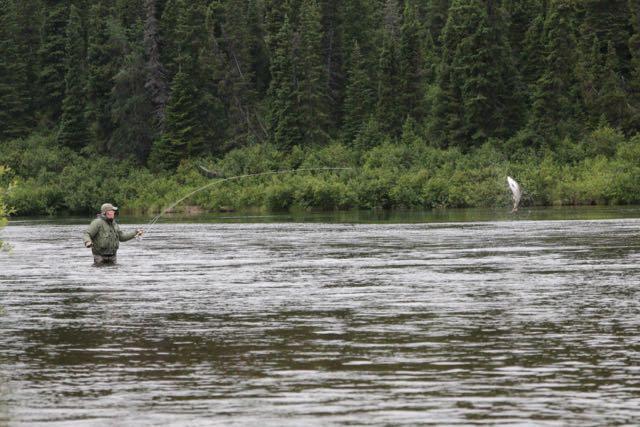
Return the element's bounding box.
[141,166,353,237]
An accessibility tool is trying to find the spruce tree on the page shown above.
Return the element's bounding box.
[57,4,89,150]
[424,0,450,50]
[598,41,630,128]
[110,21,156,163]
[14,0,43,124]
[342,41,375,143]
[267,14,302,149]
[37,0,68,124]
[159,0,180,76]
[297,0,330,146]
[398,0,428,126]
[144,0,169,128]
[529,0,582,141]
[628,0,640,129]
[430,0,521,149]
[149,68,203,169]
[0,0,31,139]
[575,32,603,123]
[205,0,263,146]
[578,0,631,75]
[376,0,402,137]
[521,14,546,93]
[86,2,122,152]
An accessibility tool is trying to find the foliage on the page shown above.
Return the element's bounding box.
[4,1,640,215]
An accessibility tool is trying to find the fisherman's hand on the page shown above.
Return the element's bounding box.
[85,241,93,248]
[135,228,144,237]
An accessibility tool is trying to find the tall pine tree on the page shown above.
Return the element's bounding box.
[37,0,68,124]
[57,4,89,149]
[297,0,330,146]
[0,0,31,139]
[529,0,582,141]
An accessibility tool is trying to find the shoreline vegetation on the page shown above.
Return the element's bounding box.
[3,1,640,218]
[2,126,640,217]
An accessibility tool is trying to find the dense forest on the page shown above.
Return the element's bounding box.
[2,0,640,215]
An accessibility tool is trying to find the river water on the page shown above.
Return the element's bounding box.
[1,209,639,425]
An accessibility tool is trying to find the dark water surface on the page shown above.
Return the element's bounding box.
[1,209,640,425]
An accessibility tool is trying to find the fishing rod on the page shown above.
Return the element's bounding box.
[142,167,353,237]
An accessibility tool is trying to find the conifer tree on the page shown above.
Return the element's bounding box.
[597,41,630,128]
[159,0,181,80]
[430,0,521,148]
[628,0,640,128]
[57,4,89,150]
[578,0,631,74]
[86,2,123,152]
[521,14,546,93]
[37,0,68,124]
[205,0,264,146]
[398,0,428,125]
[424,0,450,49]
[267,14,302,149]
[144,0,169,128]
[342,41,375,143]
[14,0,43,123]
[0,0,31,139]
[149,68,204,169]
[529,0,582,140]
[376,0,402,137]
[297,0,330,145]
[503,0,544,63]
[110,21,156,163]
[575,32,604,123]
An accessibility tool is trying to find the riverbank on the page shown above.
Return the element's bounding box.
[2,127,640,216]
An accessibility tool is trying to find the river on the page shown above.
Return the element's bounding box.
[1,208,639,425]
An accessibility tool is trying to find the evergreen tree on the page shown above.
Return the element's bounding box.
[529,0,582,141]
[503,0,544,64]
[14,0,43,124]
[520,14,546,93]
[205,0,263,147]
[425,0,450,49]
[267,14,302,149]
[297,0,330,145]
[86,2,123,152]
[628,0,640,128]
[398,0,428,125]
[578,0,632,75]
[144,0,169,128]
[109,21,156,163]
[0,0,31,139]
[597,41,630,128]
[37,0,68,124]
[575,32,603,123]
[173,0,225,154]
[57,4,89,150]
[376,0,402,136]
[149,68,205,169]
[430,0,521,149]
[319,0,345,131]
[343,41,375,143]
[159,0,180,79]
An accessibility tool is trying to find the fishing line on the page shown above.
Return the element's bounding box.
[142,167,353,237]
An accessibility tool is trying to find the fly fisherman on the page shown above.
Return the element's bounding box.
[83,203,143,265]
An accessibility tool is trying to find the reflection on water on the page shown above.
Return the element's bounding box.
[1,209,640,425]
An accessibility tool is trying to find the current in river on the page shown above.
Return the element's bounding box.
[1,207,639,425]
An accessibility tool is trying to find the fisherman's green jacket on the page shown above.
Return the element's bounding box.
[83,215,137,255]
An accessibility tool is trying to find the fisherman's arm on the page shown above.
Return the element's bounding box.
[83,220,99,247]
[118,226,143,242]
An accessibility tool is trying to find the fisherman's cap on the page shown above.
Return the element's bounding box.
[101,203,118,213]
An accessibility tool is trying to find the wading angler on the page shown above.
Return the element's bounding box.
[83,203,143,265]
